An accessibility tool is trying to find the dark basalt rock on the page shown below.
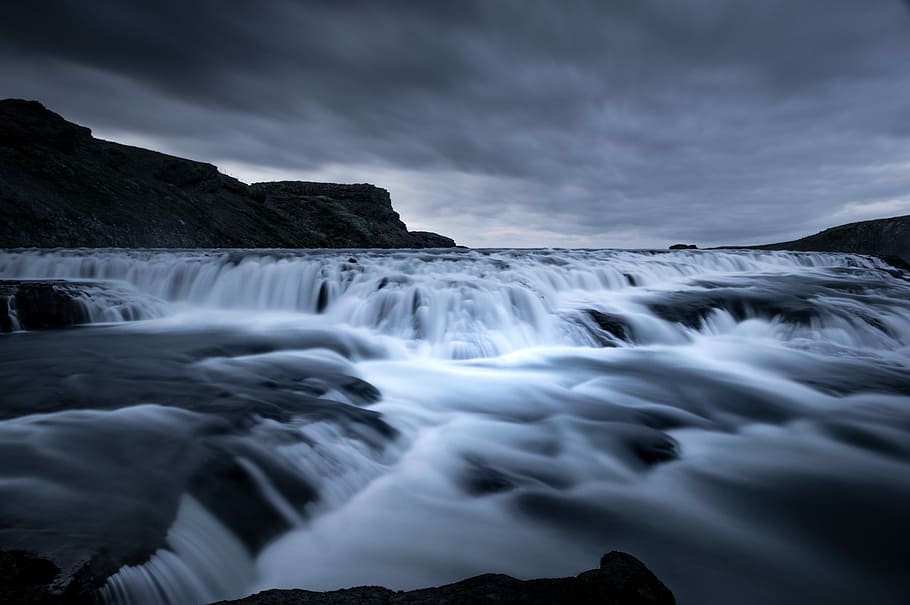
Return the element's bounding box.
[879,255,910,274]
[586,310,629,342]
[0,280,91,331]
[405,231,457,248]
[668,244,697,250]
[461,456,518,495]
[627,431,680,467]
[0,550,93,605]
[209,552,675,605]
[0,279,157,332]
[733,215,910,263]
[0,99,455,249]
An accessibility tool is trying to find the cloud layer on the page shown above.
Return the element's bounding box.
[2,0,910,247]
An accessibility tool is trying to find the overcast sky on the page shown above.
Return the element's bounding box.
[2,1,909,247]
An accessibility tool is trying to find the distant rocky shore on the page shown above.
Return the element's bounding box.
[0,99,455,249]
[669,215,910,264]
[747,214,910,265]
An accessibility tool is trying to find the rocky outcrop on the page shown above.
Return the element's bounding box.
[668,244,697,250]
[210,552,675,605]
[0,280,92,331]
[0,99,455,249]
[0,551,78,605]
[585,309,629,342]
[0,550,96,605]
[0,279,159,331]
[251,181,454,248]
[745,215,910,263]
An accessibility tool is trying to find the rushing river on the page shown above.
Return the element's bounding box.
[1,248,909,605]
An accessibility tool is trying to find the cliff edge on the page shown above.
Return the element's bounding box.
[749,215,910,263]
[0,99,455,248]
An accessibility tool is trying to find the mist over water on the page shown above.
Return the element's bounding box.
[1,248,909,605]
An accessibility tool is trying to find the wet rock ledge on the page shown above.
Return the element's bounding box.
[210,552,675,605]
[0,280,93,332]
[0,279,151,332]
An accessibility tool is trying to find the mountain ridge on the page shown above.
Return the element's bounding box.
[0,99,455,249]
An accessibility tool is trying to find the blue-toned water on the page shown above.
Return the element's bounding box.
[1,248,908,604]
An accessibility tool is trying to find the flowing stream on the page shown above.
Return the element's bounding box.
[1,248,909,605]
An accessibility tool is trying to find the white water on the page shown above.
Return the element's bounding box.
[1,248,909,605]
[100,495,256,605]
[1,248,904,356]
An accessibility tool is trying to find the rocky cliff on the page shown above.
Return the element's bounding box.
[750,215,910,263]
[0,99,455,249]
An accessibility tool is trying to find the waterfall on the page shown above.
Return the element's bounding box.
[1,248,908,605]
[1,248,904,357]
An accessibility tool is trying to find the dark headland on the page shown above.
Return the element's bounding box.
[687,215,910,267]
[745,214,910,266]
[0,99,455,249]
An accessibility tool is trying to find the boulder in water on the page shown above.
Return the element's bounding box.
[586,309,629,342]
[0,280,91,331]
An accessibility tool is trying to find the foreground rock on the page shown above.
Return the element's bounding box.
[0,550,94,605]
[743,215,910,263]
[210,552,675,605]
[0,99,455,249]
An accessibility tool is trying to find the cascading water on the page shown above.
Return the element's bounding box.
[2,248,901,354]
[0,248,908,605]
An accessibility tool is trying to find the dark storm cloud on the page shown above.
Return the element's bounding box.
[2,0,910,247]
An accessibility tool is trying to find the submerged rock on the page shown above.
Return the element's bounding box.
[586,309,629,342]
[209,552,675,605]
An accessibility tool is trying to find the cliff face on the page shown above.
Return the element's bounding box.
[753,215,910,262]
[250,181,440,248]
[0,99,455,248]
